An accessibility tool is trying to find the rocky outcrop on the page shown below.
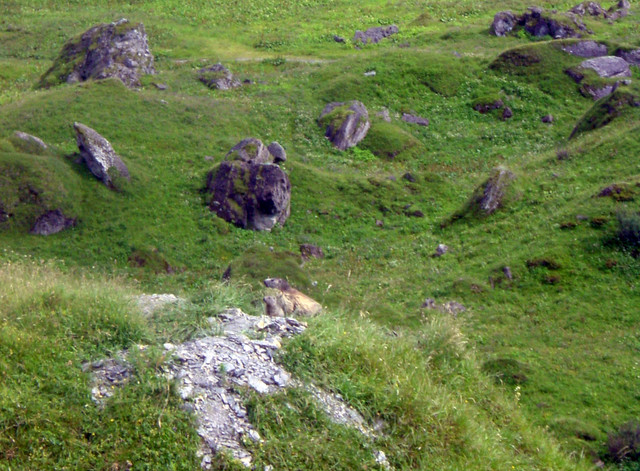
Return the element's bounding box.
[474,167,515,215]
[566,56,632,99]
[401,113,429,126]
[562,40,608,58]
[319,101,370,150]
[353,25,399,44]
[29,209,76,235]
[40,19,155,88]
[490,11,518,36]
[490,7,585,39]
[198,63,241,90]
[581,56,631,78]
[206,138,290,231]
[74,122,130,189]
[570,1,608,17]
[615,48,640,67]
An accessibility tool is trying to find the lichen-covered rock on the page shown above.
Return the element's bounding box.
[74,122,130,188]
[267,141,286,163]
[490,11,518,36]
[353,25,398,44]
[319,101,370,150]
[12,131,48,152]
[300,243,324,260]
[475,167,515,215]
[40,19,155,88]
[401,113,429,126]
[198,63,241,90]
[207,139,291,231]
[562,40,608,58]
[581,56,631,78]
[29,209,76,235]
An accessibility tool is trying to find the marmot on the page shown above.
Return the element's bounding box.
[262,278,322,317]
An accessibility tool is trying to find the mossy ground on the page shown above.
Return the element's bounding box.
[1,0,640,469]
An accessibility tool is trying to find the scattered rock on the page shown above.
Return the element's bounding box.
[198,63,241,90]
[152,82,168,90]
[204,155,215,161]
[490,11,518,36]
[562,40,608,58]
[375,219,384,227]
[542,114,554,123]
[597,183,637,201]
[474,167,515,215]
[570,1,608,17]
[263,278,322,317]
[520,7,585,39]
[40,19,155,88]
[473,99,504,114]
[300,243,324,260]
[13,131,48,151]
[364,70,377,77]
[137,293,182,316]
[422,298,467,316]
[206,138,291,231]
[73,122,130,188]
[376,108,391,122]
[318,101,370,150]
[29,209,76,235]
[580,56,631,78]
[502,106,513,120]
[353,25,399,45]
[402,172,416,183]
[608,0,630,19]
[503,266,514,280]
[267,141,286,164]
[433,244,449,257]
[375,450,391,470]
[333,35,345,43]
[401,113,429,126]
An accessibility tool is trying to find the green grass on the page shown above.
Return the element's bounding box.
[1,0,640,468]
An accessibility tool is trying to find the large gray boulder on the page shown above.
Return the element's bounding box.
[562,41,608,58]
[198,63,241,90]
[40,19,155,88]
[490,11,518,36]
[318,101,370,150]
[353,25,398,44]
[580,56,632,78]
[206,139,291,231]
[30,209,76,235]
[74,122,130,189]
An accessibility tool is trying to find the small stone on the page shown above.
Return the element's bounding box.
[152,82,167,90]
[247,376,269,394]
[375,219,384,227]
[29,209,76,236]
[503,266,513,280]
[435,244,449,257]
[74,122,130,188]
[300,243,324,260]
[402,173,416,183]
[204,155,215,161]
[353,25,399,45]
[364,70,376,76]
[248,430,262,442]
[13,131,48,151]
[502,106,513,120]
[401,113,429,126]
[541,114,554,123]
[267,141,286,163]
[376,108,391,122]
[333,35,345,43]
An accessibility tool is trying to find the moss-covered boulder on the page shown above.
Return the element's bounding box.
[360,121,424,161]
[39,19,155,88]
[570,90,640,138]
[198,63,241,90]
[318,101,370,151]
[206,139,291,231]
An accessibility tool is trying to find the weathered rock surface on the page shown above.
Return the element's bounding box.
[581,56,632,78]
[570,1,608,17]
[401,113,429,126]
[433,244,448,257]
[319,101,370,150]
[502,106,514,120]
[263,278,322,317]
[207,139,291,231]
[376,108,391,122]
[89,308,376,469]
[198,63,241,90]
[615,48,640,67]
[13,131,48,151]
[300,243,324,260]
[266,142,286,164]
[473,99,504,114]
[474,167,515,215]
[74,122,130,188]
[40,19,155,88]
[490,11,518,36]
[29,209,76,235]
[353,25,399,44]
[422,298,467,316]
[542,114,554,123]
[562,40,608,58]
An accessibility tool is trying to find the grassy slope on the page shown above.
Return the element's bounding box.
[1,0,640,468]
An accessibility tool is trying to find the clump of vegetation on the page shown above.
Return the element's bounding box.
[360,120,424,161]
[616,210,640,247]
[571,90,640,139]
[606,421,640,465]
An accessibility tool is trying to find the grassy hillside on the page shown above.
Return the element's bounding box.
[1,0,639,469]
